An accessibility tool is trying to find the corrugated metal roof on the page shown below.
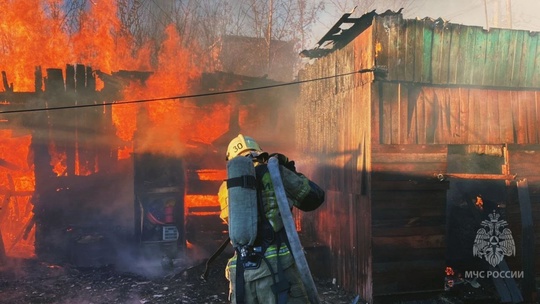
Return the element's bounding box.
[303,10,540,89]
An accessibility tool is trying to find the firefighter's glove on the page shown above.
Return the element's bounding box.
[270,153,296,172]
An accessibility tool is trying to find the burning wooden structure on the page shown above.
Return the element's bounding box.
[297,10,539,302]
[0,65,297,268]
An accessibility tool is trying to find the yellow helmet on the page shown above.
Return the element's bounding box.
[226,134,262,160]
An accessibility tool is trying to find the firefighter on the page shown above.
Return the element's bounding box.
[218,134,325,304]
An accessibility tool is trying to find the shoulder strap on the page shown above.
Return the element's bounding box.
[254,164,276,249]
[226,175,257,189]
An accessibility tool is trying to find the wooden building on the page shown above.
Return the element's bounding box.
[296,10,539,302]
[0,64,297,266]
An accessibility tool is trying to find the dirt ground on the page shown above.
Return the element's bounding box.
[0,253,358,304]
[1,245,535,304]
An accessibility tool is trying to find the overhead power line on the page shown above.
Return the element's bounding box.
[0,67,383,115]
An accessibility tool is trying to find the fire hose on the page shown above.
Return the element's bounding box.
[200,236,230,281]
[267,156,320,304]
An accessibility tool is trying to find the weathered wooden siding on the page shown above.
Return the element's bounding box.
[371,144,449,295]
[370,12,540,289]
[373,14,540,88]
[507,145,540,275]
[379,83,540,145]
[296,26,374,301]
[297,9,540,300]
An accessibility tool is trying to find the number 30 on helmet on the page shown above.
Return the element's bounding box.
[226,134,262,161]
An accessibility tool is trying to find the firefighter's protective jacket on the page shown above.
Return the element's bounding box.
[218,163,321,282]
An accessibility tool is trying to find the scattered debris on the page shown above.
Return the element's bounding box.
[0,256,358,304]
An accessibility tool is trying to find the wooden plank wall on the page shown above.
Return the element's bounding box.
[507,145,540,274]
[32,65,117,260]
[42,65,114,175]
[373,14,540,88]
[296,26,374,301]
[379,83,540,145]
[371,144,449,295]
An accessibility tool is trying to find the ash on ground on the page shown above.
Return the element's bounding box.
[0,253,358,304]
[1,243,508,304]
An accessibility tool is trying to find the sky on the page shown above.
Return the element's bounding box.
[309,0,540,48]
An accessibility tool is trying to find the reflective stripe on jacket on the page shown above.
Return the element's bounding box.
[225,243,294,282]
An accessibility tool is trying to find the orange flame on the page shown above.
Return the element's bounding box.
[475,195,484,210]
[196,170,226,181]
[0,130,35,258]
[185,195,220,216]
[185,170,226,216]
[49,142,67,177]
[0,0,69,92]
[0,0,238,258]
[113,24,207,156]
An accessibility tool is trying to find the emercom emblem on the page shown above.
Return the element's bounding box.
[473,211,516,267]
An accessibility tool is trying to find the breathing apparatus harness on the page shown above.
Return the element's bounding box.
[228,152,293,304]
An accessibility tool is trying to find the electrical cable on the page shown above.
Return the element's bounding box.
[0,68,379,115]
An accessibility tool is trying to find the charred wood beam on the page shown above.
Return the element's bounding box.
[0,189,33,196]
[75,64,98,173]
[0,225,6,264]
[112,70,153,84]
[35,66,43,93]
[65,65,76,176]
[7,215,35,254]
[44,68,65,109]
[313,8,360,47]
[186,180,222,195]
[66,64,75,92]
[0,175,14,222]
[440,173,517,180]
[94,71,124,100]
[0,159,20,171]
[302,8,382,58]
[2,71,13,92]
[86,66,95,92]
[30,111,55,212]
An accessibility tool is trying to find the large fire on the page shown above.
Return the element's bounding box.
[0,1,232,258]
[0,130,35,257]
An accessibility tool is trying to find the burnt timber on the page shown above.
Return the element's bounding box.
[0,65,298,268]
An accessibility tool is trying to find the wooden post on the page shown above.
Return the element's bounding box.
[516,179,536,302]
[0,225,6,264]
[1,71,12,92]
[7,215,35,253]
[65,64,76,176]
